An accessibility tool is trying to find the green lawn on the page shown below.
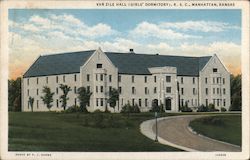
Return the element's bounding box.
[9,112,183,152]
[189,114,241,146]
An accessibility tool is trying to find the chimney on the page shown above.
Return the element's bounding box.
[129,48,134,53]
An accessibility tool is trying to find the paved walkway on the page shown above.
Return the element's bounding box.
[140,115,241,152]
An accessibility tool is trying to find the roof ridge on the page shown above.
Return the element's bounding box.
[41,50,96,57]
[105,51,212,58]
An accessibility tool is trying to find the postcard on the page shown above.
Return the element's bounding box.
[0,0,249,160]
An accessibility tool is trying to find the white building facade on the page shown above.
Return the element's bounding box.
[22,48,231,112]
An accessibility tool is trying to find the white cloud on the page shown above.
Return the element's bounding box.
[130,21,201,40]
[160,21,240,32]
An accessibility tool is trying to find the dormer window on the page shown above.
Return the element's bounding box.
[97,64,102,68]
[213,68,218,73]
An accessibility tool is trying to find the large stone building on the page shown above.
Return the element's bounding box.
[21,48,231,112]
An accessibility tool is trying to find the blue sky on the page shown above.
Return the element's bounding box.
[9,9,241,78]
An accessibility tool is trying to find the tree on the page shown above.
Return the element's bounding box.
[40,86,54,111]
[230,74,242,111]
[59,84,72,110]
[108,88,119,112]
[77,87,92,112]
[28,96,34,112]
[8,77,21,111]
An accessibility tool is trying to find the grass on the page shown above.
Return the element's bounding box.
[189,114,241,146]
[9,112,183,152]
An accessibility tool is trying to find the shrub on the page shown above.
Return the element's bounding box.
[64,105,81,113]
[199,116,225,126]
[180,104,192,112]
[93,109,103,113]
[121,103,141,113]
[197,104,209,112]
[221,107,227,112]
[150,104,164,112]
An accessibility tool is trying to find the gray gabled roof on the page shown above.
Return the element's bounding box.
[106,52,211,76]
[23,50,95,78]
[23,50,212,78]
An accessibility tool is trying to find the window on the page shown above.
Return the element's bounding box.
[56,87,58,94]
[87,74,90,81]
[166,87,171,93]
[74,98,77,106]
[213,77,215,84]
[74,74,77,81]
[193,88,196,95]
[193,78,195,84]
[217,77,220,84]
[145,99,148,107]
[181,88,184,95]
[191,99,193,106]
[132,99,135,106]
[166,76,171,82]
[154,87,157,94]
[139,99,141,107]
[132,87,135,94]
[100,98,104,106]
[118,75,121,82]
[213,68,218,73]
[223,99,226,106]
[100,86,104,93]
[205,99,208,106]
[27,89,29,96]
[100,74,103,81]
[37,100,39,109]
[217,88,219,94]
[57,99,59,108]
[144,76,147,83]
[181,77,183,84]
[74,87,77,94]
[154,76,157,83]
[27,79,29,85]
[56,76,58,83]
[205,78,208,84]
[37,78,39,84]
[96,86,98,93]
[213,88,215,94]
[217,99,220,106]
[223,88,226,95]
[205,88,208,95]
[213,99,215,105]
[119,87,122,94]
[181,99,184,107]
[96,74,98,81]
[37,89,39,95]
[96,99,99,106]
[63,75,65,82]
[109,75,112,82]
[87,86,90,92]
[145,87,148,94]
[46,77,48,84]
[109,86,112,93]
[132,76,134,83]
[97,63,102,68]
[223,78,225,84]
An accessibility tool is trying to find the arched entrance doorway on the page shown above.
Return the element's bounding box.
[165,98,171,110]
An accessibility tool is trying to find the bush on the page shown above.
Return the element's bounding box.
[197,104,209,112]
[64,105,81,113]
[93,109,103,113]
[121,103,141,114]
[199,116,225,126]
[150,104,164,112]
[180,104,192,112]
[221,107,227,112]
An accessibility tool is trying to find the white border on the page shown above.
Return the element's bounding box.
[1,1,249,160]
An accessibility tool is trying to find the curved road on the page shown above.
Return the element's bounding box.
[140,115,241,152]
